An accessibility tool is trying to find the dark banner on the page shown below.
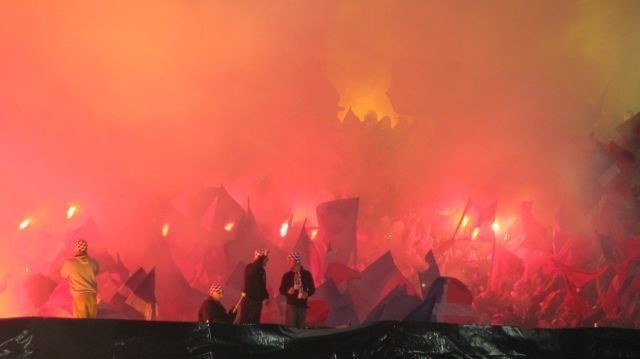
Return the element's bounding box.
[1,318,640,358]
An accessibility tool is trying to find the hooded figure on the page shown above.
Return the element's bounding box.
[60,239,100,318]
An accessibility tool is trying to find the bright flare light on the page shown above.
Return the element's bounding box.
[67,205,78,219]
[491,221,500,233]
[224,222,235,232]
[461,215,469,228]
[162,223,170,238]
[19,218,31,230]
[280,222,289,238]
[311,228,318,239]
[471,227,480,240]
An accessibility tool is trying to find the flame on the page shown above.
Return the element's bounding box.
[224,222,235,232]
[280,222,289,238]
[19,218,31,230]
[471,227,480,240]
[67,205,78,219]
[461,215,469,228]
[162,223,170,237]
[311,228,319,239]
[491,221,500,233]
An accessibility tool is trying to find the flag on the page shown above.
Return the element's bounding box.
[125,268,157,320]
[294,222,323,283]
[520,201,553,253]
[488,244,523,295]
[96,272,122,303]
[476,201,497,227]
[553,233,601,269]
[474,201,498,242]
[346,252,410,321]
[617,257,640,296]
[110,267,150,319]
[316,198,359,265]
[145,236,208,321]
[306,300,330,327]
[615,111,640,150]
[224,204,287,295]
[417,250,440,298]
[596,233,619,262]
[404,277,475,324]
[23,274,57,309]
[223,207,268,273]
[199,186,245,234]
[313,279,359,327]
[363,284,422,324]
[325,262,360,285]
[589,142,622,188]
[539,289,566,321]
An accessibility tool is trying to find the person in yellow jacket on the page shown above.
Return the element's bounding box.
[60,239,100,318]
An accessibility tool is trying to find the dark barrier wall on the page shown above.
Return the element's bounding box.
[1,318,640,358]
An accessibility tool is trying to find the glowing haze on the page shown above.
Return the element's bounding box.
[0,1,639,310]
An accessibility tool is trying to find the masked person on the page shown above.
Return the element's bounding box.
[279,252,315,328]
[235,249,270,323]
[60,239,100,318]
[198,283,238,324]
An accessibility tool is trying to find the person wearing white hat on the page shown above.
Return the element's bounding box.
[60,239,100,318]
[279,251,315,328]
[198,283,237,324]
[235,249,270,323]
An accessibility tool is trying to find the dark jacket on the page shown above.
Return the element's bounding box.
[198,298,236,324]
[243,259,269,301]
[279,267,316,307]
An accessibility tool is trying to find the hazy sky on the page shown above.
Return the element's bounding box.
[1,0,639,233]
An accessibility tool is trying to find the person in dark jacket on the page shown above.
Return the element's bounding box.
[235,249,270,324]
[279,252,315,328]
[198,283,237,324]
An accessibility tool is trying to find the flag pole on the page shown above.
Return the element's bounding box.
[437,199,471,253]
[300,218,308,237]
[451,199,471,242]
[488,230,498,289]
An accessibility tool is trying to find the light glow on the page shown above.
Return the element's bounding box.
[280,222,289,238]
[67,205,78,219]
[19,218,31,230]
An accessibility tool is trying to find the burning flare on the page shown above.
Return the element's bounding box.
[280,221,289,238]
[224,222,235,232]
[471,227,480,240]
[19,218,31,230]
[162,223,170,238]
[67,205,78,219]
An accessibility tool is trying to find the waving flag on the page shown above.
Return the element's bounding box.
[405,277,475,324]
